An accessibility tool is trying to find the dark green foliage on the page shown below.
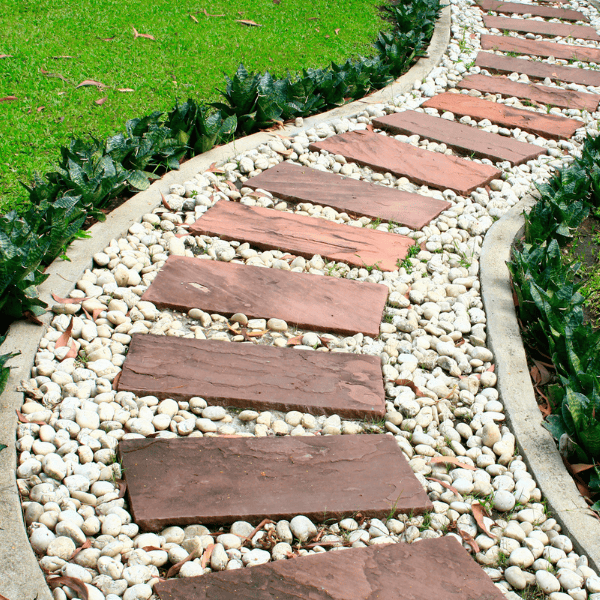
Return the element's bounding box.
[0,334,19,396]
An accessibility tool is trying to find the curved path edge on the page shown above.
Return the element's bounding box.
[0,7,451,599]
[480,197,600,574]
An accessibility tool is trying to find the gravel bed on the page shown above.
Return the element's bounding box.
[15,1,600,599]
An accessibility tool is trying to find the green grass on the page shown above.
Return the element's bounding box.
[0,0,389,212]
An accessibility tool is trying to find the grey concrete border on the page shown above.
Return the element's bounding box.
[0,7,451,599]
[480,197,600,574]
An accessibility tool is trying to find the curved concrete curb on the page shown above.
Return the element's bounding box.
[480,198,600,573]
[0,8,451,599]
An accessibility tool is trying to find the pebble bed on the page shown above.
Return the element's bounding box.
[15,1,600,599]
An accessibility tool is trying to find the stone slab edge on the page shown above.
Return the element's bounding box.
[0,7,451,599]
[480,196,600,573]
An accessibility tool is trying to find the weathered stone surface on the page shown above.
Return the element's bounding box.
[309,130,500,195]
[481,34,600,63]
[483,15,600,41]
[154,537,506,600]
[373,110,545,164]
[119,435,433,531]
[475,51,600,87]
[190,201,415,271]
[457,74,599,111]
[118,334,386,418]
[422,93,581,139]
[245,162,450,230]
[476,0,587,22]
[142,256,388,337]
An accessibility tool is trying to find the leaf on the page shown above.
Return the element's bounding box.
[0,54,13,58]
[94,97,107,106]
[117,88,135,92]
[1,96,17,102]
[52,293,89,304]
[100,36,115,41]
[201,543,215,568]
[335,28,340,35]
[286,334,304,346]
[236,19,262,26]
[37,106,45,112]
[190,14,198,22]
[425,477,461,497]
[160,191,172,210]
[55,317,74,348]
[166,549,197,578]
[394,379,427,398]
[533,359,551,385]
[472,502,496,538]
[16,410,46,426]
[458,529,480,553]
[68,538,91,562]
[273,0,280,3]
[429,456,476,471]
[571,463,596,474]
[76,79,105,88]
[47,576,89,600]
[0,444,6,453]
[132,26,155,40]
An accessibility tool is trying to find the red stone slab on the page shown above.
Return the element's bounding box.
[476,51,600,86]
[373,109,545,164]
[422,93,581,139]
[481,33,600,62]
[119,435,433,531]
[118,334,386,418]
[189,201,414,271]
[483,15,600,41]
[308,130,499,195]
[457,73,599,111]
[245,162,450,230]
[476,0,588,22]
[155,537,506,600]
[142,256,387,337]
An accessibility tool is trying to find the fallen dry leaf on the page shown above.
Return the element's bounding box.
[206,162,225,173]
[112,370,122,391]
[48,575,89,600]
[76,79,105,89]
[236,19,262,26]
[37,106,45,112]
[190,14,198,22]
[247,329,268,338]
[458,529,480,553]
[52,293,89,304]
[0,96,17,102]
[472,502,496,538]
[94,97,107,106]
[203,8,225,17]
[334,28,340,35]
[286,334,304,346]
[160,191,172,210]
[325,35,330,39]
[273,0,280,3]
[0,54,13,59]
[429,456,477,471]
[394,379,426,398]
[117,88,135,92]
[100,36,115,41]
[56,317,74,349]
[426,477,461,497]
[116,479,127,498]
[571,463,596,474]
[132,26,155,40]
[92,308,104,321]
[166,550,197,578]
[201,544,216,568]
[16,410,45,425]
[68,538,91,562]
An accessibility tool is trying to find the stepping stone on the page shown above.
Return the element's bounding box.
[457,73,600,111]
[142,256,388,337]
[189,201,415,271]
[373,109,545,164]
[422,92,582,139]
[476,0,588,22]
[118,334,386,418]
[309,130,500,195]
[154,537,506,600]
[483,15,600,41]
[475,51,600,87]
[119,434,433,531]
[245,162,450,230]
[481,33,600,62]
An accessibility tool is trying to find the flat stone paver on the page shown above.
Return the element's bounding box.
[422,92,582,139]
[457,73,600,110]
[476,0,587,22]
[483,14,600,41]
[154,537,506,600]
[189,201,415,271]
[373,109,545,164]
[142,256,388,337]
[119,435,433,531]
[309,130,500,195]
[245,162,450,229]
[117,334,386,418]
[475,51,600,86]
[481,33,600,62]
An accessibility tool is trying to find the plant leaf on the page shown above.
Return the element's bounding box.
[47,576,89,600]
[76,79,105,88]
[429,456,476,470]
[0,96,17,102]
[94,97,107,106]
[52,293,88,304]
[236,19,262,26]
[472,502,496,538]
[55,317,73,348]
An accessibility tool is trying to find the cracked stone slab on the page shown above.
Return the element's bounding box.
[117,334,386,418]
[457,73,600,111]
[245,161,450,229]
[483,14,600,41]
[154,537,506,600]
[476,0,588,22]
[309,130,500,195]
[422,92,581,139]
[373,109,545,164]
[475,51,600,87]
[481,33,600,62]
[119,434,433,531]
[189,201,415,271]
[141,256,388,337]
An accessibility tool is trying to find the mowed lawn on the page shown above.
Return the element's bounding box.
[0,0,389,212]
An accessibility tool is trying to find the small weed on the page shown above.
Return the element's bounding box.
[370,217,383,229]
[520,585,546,600]
[505,51,520,58]
[502,29,510,36]
[398,244,420,273]
[386,493,405,522]
[453,240,473,268]
[418,512,432,532]
[497,551,509,568]
[357,256,382,273]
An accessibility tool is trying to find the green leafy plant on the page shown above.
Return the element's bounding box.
[0,334,19,396]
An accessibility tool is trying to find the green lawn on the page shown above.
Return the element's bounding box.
[0,0,389,213]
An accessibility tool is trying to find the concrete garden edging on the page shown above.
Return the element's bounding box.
[0,7,451,599]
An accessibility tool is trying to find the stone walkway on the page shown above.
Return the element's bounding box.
[12,0,600,598]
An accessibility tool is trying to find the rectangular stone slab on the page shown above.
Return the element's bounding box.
[189,201,414,271]
[422,93,581,139]
[373,109,545,164]
[483,15,600,41]
[141,256,387,337]
[309,130,500,195]
[154,537,506,600]
[457,73,599,111]
[476,0,587,22]
[245,162,450,230]
[118,334,386,418]
[476,51,600,87]
[481,33,600,62]
[119,434,433,531]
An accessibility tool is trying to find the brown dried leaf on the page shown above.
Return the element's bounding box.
[160,191,172,210]
[533,359,551,385]
[247,329,268,338]
[426,477,461,497]
[0,54,13,59]
[571,463,596,474]
[75,79,105,89]
[52,293,89,304]
[0,96,17,102]
[458,529,480,553]
[394,379,426,398]
[56,317,74,349]
[47,576,89,600]
[472,502,496,538]
[166,549,197,578]
[94,97,107,106]
[334,28,340,35]
[117,88,135,92]
[236,19,262,26]
[99,37,115,41]
[92,308,104,321]
[275,147,293,156]
[68,538,91,562]
[190,14,198,22]
[429,456,477,471]
[203,8,225,17]
[23,310,44,325]
[132,26,155,40]
[112,370,122,391]
[201,543,215,568]
[16,410,45,425]
[37,106,45,112]
[273,0,280,3]
[286,334,304,346]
